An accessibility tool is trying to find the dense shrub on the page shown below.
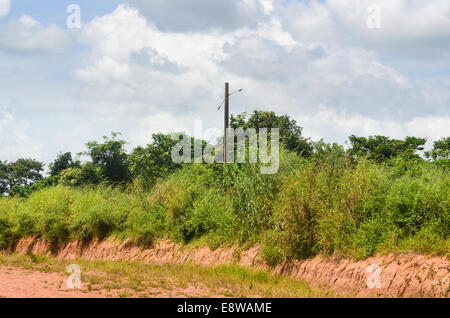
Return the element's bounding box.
[179,188,237,248]
[0,154,448,263]
[0,199,19,249]
[23,186,74,246]
[262,157,449,262]
[69,187,130,241]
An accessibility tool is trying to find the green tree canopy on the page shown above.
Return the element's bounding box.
[347,135,426,162]
[48,152,81,177]
[128,133,209,188]
[128,133,182,187]
[0,158,44,196]
[230,111,312,156]
[425,137,450,160]
[312,139,346,158]
[80,132,129,182]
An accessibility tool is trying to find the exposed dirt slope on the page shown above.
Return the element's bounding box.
[0,265,229,298]
[11,237,450,298]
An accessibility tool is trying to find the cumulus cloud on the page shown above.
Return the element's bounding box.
[222,35,325,81]
[0,0,10,19]
[127,0,268,32]
[279,0,450,61]
[74,5,234,115]
[2,1,446,163]
[297,106,450,149]
[69,3,449,150]
[0,106,12,127]
[0,106,43,161]
[221,37,449,120]
[0,15,70,53]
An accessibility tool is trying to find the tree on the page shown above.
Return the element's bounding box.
[425,137,450,160]
[312,139,345,158]
[0,158,44,196]
[0,161,9,195]
[230,111,312,156]
[128,133,208,188]
[80,132,129,182]
[48,152,80,177]
[129,133,182,187]
[58,162,102,187]
[347,135,426,162]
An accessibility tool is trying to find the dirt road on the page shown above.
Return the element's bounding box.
[0,265,102,298]
[0,265,227,298]
[0,252,335,298]
[6,237,448,298]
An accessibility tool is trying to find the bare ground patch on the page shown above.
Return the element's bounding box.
[6,237,450,298]
[0,253,334,298]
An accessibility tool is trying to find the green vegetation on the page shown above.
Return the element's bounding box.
[0,158,45,197]
[231,111,313,156]
[0,111,449,264]
[425,137,450,161]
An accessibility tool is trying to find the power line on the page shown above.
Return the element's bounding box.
[217,89,243,110]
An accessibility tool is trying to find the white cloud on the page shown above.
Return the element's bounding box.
[297,106,450,149]
[75,56,131,85]
[0,0,10,19]
[0,106,43,161]
[259,0,274,15]
[279,0,450,60]
[127,0,267,31]
[71,4,449,146]
[0,15,70,52]
[74,5,234,114]
[129,112,196,147]
[2,1,449,163]
[18,15,40,27]
[0,106,13,127]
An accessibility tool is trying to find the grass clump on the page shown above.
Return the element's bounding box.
[262,157,449,262]
[0,154,448,263]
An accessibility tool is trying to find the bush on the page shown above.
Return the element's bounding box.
[123,187,169,247]
[0,152,447,263]
[23,186,73,246]
[263,157,449,262]
[386,164,449,237]
[58,163,102,187]
[69,187,130,241]
[0,198,20,249]
[145,164,217,243]
[179,188,237,248]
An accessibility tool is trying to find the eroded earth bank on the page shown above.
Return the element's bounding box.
[7,237,450,298]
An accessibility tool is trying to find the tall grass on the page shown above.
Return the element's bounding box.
[0,154,448,263]
[263,157,449,263]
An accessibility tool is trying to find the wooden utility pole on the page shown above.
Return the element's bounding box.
[224,82,229,164]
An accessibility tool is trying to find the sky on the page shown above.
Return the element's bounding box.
[0,0,449,164]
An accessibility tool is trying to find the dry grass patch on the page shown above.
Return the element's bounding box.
[0,253,340,298]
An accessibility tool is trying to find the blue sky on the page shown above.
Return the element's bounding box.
[3,0,122,25]
[0,0,449,165]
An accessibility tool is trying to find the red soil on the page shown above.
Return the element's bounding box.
[0,265,105,298]
[8,237,450,298]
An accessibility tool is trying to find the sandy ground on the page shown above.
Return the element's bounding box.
[0,265,105,298]
[0,265,226,298]
[8,237,450,298]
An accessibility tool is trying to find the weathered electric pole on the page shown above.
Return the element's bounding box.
[224,82,229,164]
